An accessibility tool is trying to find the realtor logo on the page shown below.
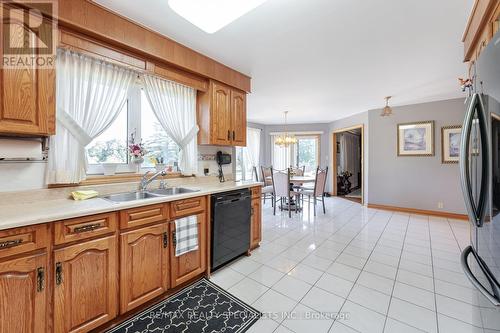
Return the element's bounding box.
[1,0,57,69]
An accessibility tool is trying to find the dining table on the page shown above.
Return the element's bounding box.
[290,176,316,185]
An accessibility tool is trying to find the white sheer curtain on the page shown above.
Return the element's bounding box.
[47,49,135,184]
[339,132,360,188]
[271,134,294,170]
[243,127,261,179]
[142,75,198,175]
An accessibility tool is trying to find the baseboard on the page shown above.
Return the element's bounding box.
[367,203,468,221]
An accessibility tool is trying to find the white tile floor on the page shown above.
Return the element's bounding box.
[209,197,500,333]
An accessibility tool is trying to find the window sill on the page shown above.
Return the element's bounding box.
[48,172,189,188]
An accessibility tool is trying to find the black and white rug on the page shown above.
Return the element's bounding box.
[107,278,261,333]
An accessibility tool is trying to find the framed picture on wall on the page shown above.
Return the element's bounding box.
[397,121,434,156]
[441,125,462,163]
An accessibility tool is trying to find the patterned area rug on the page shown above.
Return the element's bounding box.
[107,278,261,333]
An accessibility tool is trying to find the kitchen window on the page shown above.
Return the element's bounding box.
[271,134,320,175]
[235,127,261,181]
[85,86,180,175]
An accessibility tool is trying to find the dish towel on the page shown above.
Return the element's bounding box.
[71,190,99,200]
[175,215,199,257]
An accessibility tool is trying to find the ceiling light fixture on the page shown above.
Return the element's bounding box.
[380,96,393,117]
[275,111,297,147]
[168,0,268,34]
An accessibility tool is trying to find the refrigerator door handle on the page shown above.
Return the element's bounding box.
[459,93,490,227]
[461,245,500,306]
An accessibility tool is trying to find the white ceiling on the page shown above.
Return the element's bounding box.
[95,0,474,124]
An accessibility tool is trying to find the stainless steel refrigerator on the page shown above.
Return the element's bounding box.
[460,29,500,307]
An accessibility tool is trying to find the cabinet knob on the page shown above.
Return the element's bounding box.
[0,238,22,249]
[73,223,101,233]
[36,267,45,292]
[55,262,63,286]
[163,232,168,248]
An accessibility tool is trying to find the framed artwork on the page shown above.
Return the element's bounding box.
[397,121,435,156]
[441,125,462,163]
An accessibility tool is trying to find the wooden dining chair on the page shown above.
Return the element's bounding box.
[290,165,306,190]
[301,166,328,216]
[260,166,274,206]
[271,168,301,217]
[252,166,259,181]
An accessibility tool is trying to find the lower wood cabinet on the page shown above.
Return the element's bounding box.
[169,212,207,288]
[53,236,118,333]
[0,252,48,333]
[119,223,169,313]
[250,198,262,249]
[0,193,258,332]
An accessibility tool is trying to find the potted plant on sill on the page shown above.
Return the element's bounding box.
[129,133,147,172]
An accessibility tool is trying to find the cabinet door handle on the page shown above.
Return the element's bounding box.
[0,238,22,249]
[163,232,168,248]
[172,231,177,247]
[251,207,254,216]
[73,223,101,233]
[55,262,63,286]
[227,130,231,140]
[36,267,45,292]
[233,131,235,141]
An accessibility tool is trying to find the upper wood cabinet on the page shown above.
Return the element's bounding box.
[231,89,247,146]
[197,80,247,147]
[463,0,500,65]
[0,4,55,136]
[0,252,48,333]
[53,236,118,333]
[119,223,169,314]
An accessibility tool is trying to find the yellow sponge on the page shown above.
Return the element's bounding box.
[71,190,99,201]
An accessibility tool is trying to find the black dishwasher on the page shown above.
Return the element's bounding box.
[211,189,251,271]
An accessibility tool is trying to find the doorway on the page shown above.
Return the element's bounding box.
[332,125,364,204]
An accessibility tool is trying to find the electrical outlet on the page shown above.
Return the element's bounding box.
[438,202,444,209]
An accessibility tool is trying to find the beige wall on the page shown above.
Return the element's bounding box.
[368,98,466,214]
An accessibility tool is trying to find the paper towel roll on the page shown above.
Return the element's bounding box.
[0,138,43,160]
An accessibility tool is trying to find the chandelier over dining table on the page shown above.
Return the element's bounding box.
[275,111,297,147]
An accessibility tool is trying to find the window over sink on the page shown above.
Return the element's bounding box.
[85,86,180,175]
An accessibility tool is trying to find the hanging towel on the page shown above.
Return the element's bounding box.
[175,215,199,256]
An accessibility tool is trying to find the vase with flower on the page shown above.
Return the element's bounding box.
[128,133,147,172]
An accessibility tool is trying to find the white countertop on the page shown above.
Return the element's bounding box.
[0,178,262,231]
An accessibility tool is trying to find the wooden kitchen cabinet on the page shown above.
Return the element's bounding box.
[0,4,55,136]
[53,236,118,333]
[463,0,500,68]
[250,197,262,250]
[231,89,247,146]
[119,223,169,313]
[212,82,232,145]
[0,252,48,333]
[169,212,207,288]
[197,80,247,147]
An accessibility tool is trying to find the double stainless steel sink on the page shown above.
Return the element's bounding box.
[101,187,199,203]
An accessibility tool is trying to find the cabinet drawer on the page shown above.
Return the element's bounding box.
[54,213,118,245]
[120,204,168,229]
[171,196,206,218]
[0,224,49,259]
[251,186,261,199]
